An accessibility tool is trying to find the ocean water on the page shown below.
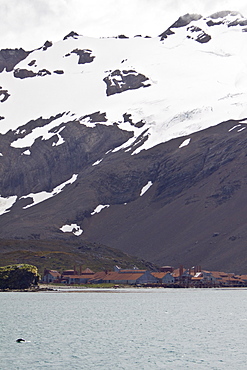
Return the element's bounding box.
[1,288,247,369]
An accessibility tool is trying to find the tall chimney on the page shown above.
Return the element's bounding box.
[179,265,183,277]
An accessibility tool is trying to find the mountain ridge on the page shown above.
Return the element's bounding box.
[1,11,247,273]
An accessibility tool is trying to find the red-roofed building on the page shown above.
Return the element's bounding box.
[88,271,109,284]
[152,272,175,285]
[239,275,247,283]
[62,269,76,276]
[190,270,217,286]
[43,269,61,283]
[172,267,193,285]
[42,264,247,287]
[63,274,90,284]
[58,267,95,284]
[101,270,158,285]
[210,271,244,286]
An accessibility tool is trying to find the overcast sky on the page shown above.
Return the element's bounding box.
[1,0,247,49]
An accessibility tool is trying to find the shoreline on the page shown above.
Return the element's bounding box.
[1,284,247,292]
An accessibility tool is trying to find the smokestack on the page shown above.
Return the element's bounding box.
[179,265,183,277]
[43,269,47,282]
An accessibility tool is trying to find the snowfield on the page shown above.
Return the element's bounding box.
[1,11,247,157]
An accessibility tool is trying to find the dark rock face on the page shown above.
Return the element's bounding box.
[53,70,64,74]
[71,49,95,64]
[123,113,145,128]
[1,117,247,273]
[0,114,133,197]
[195,33,211,43]
[170,13,202,28]
[206,20,223,27]
[187,26,211,43]
[103,69,151,96]
[116,35,129,39]
[76,120,247,274]
[0,88,10,102]
[37,69,51,76]
[0,48,29,72]
[207,11,247,30]
[13,68,51,79]
[209,10,240,19]
[63,31,79,40]
[42,41,53,51]
[13,68,37,79]
[228,19,247,27]
[159,13,202,40]
[159,11,247,43]
[28,60,36,66]
[81,111,107,123]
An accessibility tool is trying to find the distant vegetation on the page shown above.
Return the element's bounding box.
[0,264,39,290]
[0,239,156,274]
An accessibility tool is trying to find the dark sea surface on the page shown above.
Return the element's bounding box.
[1,288,247,369]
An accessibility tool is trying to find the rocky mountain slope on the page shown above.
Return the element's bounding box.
[1,11,247,273]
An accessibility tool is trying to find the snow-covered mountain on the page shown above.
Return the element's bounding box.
[1,11,247,273]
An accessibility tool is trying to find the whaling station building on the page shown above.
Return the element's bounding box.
[42,265,247,287]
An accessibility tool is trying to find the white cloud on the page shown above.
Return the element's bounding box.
[1,0,247,49]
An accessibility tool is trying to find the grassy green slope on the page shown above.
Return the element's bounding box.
[0,239,157,274]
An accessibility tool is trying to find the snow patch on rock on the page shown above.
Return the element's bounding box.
[238,127,246,132]
[60,223,83,236]
[92,158,103,166]
[140,181,153,196]
[0,195,17,215]
[228,124,241,132]
[21,174,78,209]
[11,115,69,149]
[179,138,191,148]
[22,149,31,155]
[91,204,110,215]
